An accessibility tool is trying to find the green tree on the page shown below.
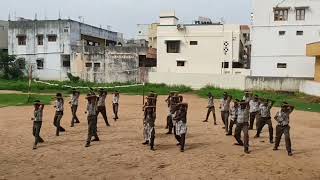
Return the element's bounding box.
[0,52,25,79]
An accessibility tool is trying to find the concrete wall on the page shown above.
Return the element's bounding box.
[300,80,320,97]
[149,72,311,91]
[0,20,8,50]
[71,45,150,83]
[149,72,247,90]
[251,0,320,78]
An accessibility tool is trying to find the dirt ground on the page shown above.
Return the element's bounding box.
[0,94,320,180]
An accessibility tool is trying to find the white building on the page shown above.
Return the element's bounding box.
[251,0,320,78]
[8,19,123,80]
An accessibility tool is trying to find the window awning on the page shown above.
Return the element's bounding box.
[295,6,310,10]
[273,7,291,11]
[165,40,181,42]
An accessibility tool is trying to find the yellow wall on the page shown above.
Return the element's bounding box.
[306,42,320,56]
[316,57,320,82]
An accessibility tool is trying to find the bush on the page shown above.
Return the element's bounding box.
[0,52,25,80]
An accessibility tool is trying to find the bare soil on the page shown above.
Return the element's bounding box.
[0,94,320,180]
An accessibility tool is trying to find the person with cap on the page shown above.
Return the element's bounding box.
[85,94,100,147]
[32,100,45,150]
[273,102,295,156]
[69,89,80,127]
[53,93,65,136]
[249,95,260,130]
[203,92,217,125]
[166,94,180,134]
[174,103,188,152]
[142,106,156,151]
[220,92,232,132]
[97,88,110,127]
[226,99,239,136]
[234,100,250,154]
[112,91,120,121]
[254,99,275,143]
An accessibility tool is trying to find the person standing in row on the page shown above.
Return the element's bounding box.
[234,100,250,154]
[85,94,100,147]
[220,92,232,132]
[53,93,65,136]
[142,106,156,151]
[203,92,217,125]
[112,91,120,121]
[142,97,156,145]
[70,89,80,127]
[243,91,252,103]
[249,95,260,130]
[97,89,110,127]
[226,99,239,136]
[254,99,275,144]
[165,92,174,129]
[32,100,45,150]
[174,103,188,152]
[166,94,179,134]
[273,102,295,156]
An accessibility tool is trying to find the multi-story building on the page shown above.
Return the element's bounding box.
[155,11,250,75]
[8,18,123,80]
[251,0,320,78]
[0,20,8,53]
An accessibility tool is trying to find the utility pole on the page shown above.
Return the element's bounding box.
[27,64,33,102]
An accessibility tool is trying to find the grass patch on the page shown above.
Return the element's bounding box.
[0,94,53,108]
[0,79,192,95]
[197,86,320,113]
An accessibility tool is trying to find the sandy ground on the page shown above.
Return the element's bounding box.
[0,94,320,180]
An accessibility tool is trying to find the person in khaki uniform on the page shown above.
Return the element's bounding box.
[85,94,100,147]
[174,103,188,152]
[203,92,217,125]
[273,102,295,156]
[32,100,45,150]
[226,99,239,136]
[142,106,156,151]
[112,91,120,121]
[234,100,250,154]
[220,92,232,132]
[249,95,260,130]
[97,89,110,127]
[254,99,275,143]
[69,89,80,127]
[53,93,65,136]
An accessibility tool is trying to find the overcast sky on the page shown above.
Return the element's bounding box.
[1,0,252,38]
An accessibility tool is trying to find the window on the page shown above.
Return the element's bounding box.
[64,28,69,33]
[36,59,44,69]
[177,61,185,67]
[37,35,44,45]
[279,31,286,36]
[47,35,57,42]
[166,41,180,53]
[274,8,289,21]
[61,55,71,67]
[296,31,304,36]
[296,8,305,21]
[221,62,229,68]
[94,63,100,68]
[17,58,26,69]
[277,63,287,68]
[85,62,92,68]
[190,41,198,45]
[17,35,26,45]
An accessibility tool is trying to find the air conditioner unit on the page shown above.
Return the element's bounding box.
[177,24,185,31]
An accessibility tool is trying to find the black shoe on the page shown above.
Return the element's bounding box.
[180,149,184,152]
[254,135,259,138]
[214,123,217,125]
[91,138,100,142]
[273,147,278,151]
[234,143,244,146]
[166,132,172,135]
[226,133,232,136]
[288,152,293,156]
[270,139,274,144]
[33,145,37,150]
[142,141,149,145]
[244,149,250,154]
[150,147,155,151]
[70,125,74,127]
[222,127,226,129]
[176,143,181,146]
[39,138,44,143]
[106,124,111,127]
[85,143,90,147]
[203,120,208,122]
[75,120,80,124]
[59,128,65,132]
[56,133,59,136]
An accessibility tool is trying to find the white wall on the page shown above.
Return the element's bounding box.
[157,24,243,75]
[300,80,320,97]
[251,0,320,78]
